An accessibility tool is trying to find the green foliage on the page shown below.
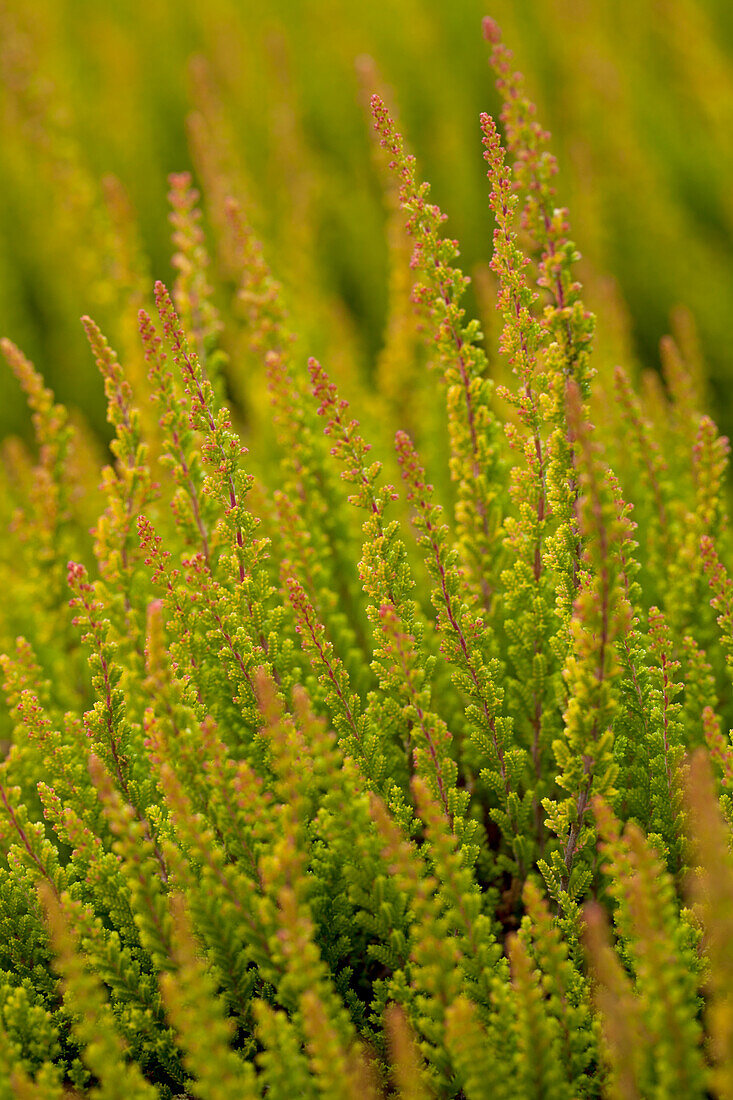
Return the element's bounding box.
[1,12,733,1100]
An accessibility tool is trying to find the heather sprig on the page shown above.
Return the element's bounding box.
[307,356,468,831]
[540,385,632,907]
[67,563,133,789]
[39,884,159,1100]
[483,17,594,391]
[138,306,215,564]
[159,894,260,1100]
[167,172,223,377]
[371,94,503,611]
[81,315,158,665]
[587,796,707,1097]
[0,340,82,661]
[395,428,527,877]
[367,788,477,1090]
[685,751,733,1098]
[152,281,261,598]
[701,533,733,677]
[481,107,569,871]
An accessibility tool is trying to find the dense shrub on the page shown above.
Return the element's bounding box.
[1,14,733,1100]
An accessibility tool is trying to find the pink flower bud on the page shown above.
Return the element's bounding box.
[482,16,502,43]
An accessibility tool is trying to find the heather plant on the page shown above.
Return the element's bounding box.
[2,14,733,1100]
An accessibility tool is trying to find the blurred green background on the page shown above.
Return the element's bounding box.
[1,0,733,441]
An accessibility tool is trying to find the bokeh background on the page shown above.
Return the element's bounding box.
[1,0,733,442]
